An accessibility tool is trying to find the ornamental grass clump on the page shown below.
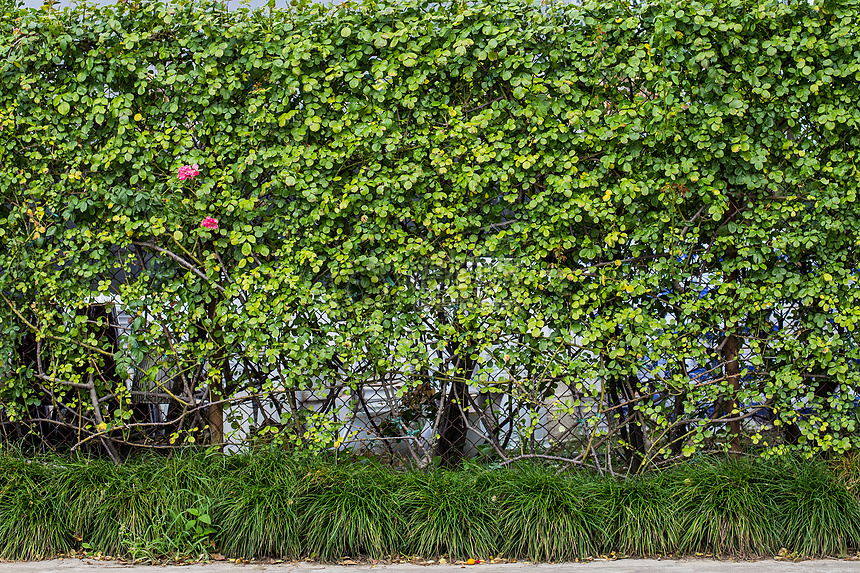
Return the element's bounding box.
[609,470,680,556]
[493,464,607,561]
[773,458,860,557]
[59,450,221,560]
[213,450,302,560]
[675,458,781,557]
[2,451,860,561]
[399,466,501,560]
[60,457,166,558]
[298,462,401,561]
[0,453,72,560]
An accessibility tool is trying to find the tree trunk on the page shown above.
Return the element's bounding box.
[723,332,742,455]
[434,378,468,469]
[207,390,224,449]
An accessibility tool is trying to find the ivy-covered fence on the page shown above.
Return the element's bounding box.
[1,0,859,470]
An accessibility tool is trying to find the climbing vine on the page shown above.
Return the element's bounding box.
[1,0,859,469]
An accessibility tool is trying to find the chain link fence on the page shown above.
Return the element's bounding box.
[1,245,794,473]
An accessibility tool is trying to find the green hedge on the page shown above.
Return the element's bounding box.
[2,0,860,466]
[1,450,860,561]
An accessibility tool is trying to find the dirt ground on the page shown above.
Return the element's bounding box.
[4,558,860,573]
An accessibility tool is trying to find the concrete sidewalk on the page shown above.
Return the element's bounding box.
[4,559,860,573]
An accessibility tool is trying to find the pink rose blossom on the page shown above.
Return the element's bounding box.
[201,217,218,230]
[178,164,200,181]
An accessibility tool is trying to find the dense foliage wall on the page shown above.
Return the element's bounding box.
[1,0,859,469]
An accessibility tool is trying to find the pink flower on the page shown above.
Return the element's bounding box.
[178,164,200,181]
[200,217,218,230]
